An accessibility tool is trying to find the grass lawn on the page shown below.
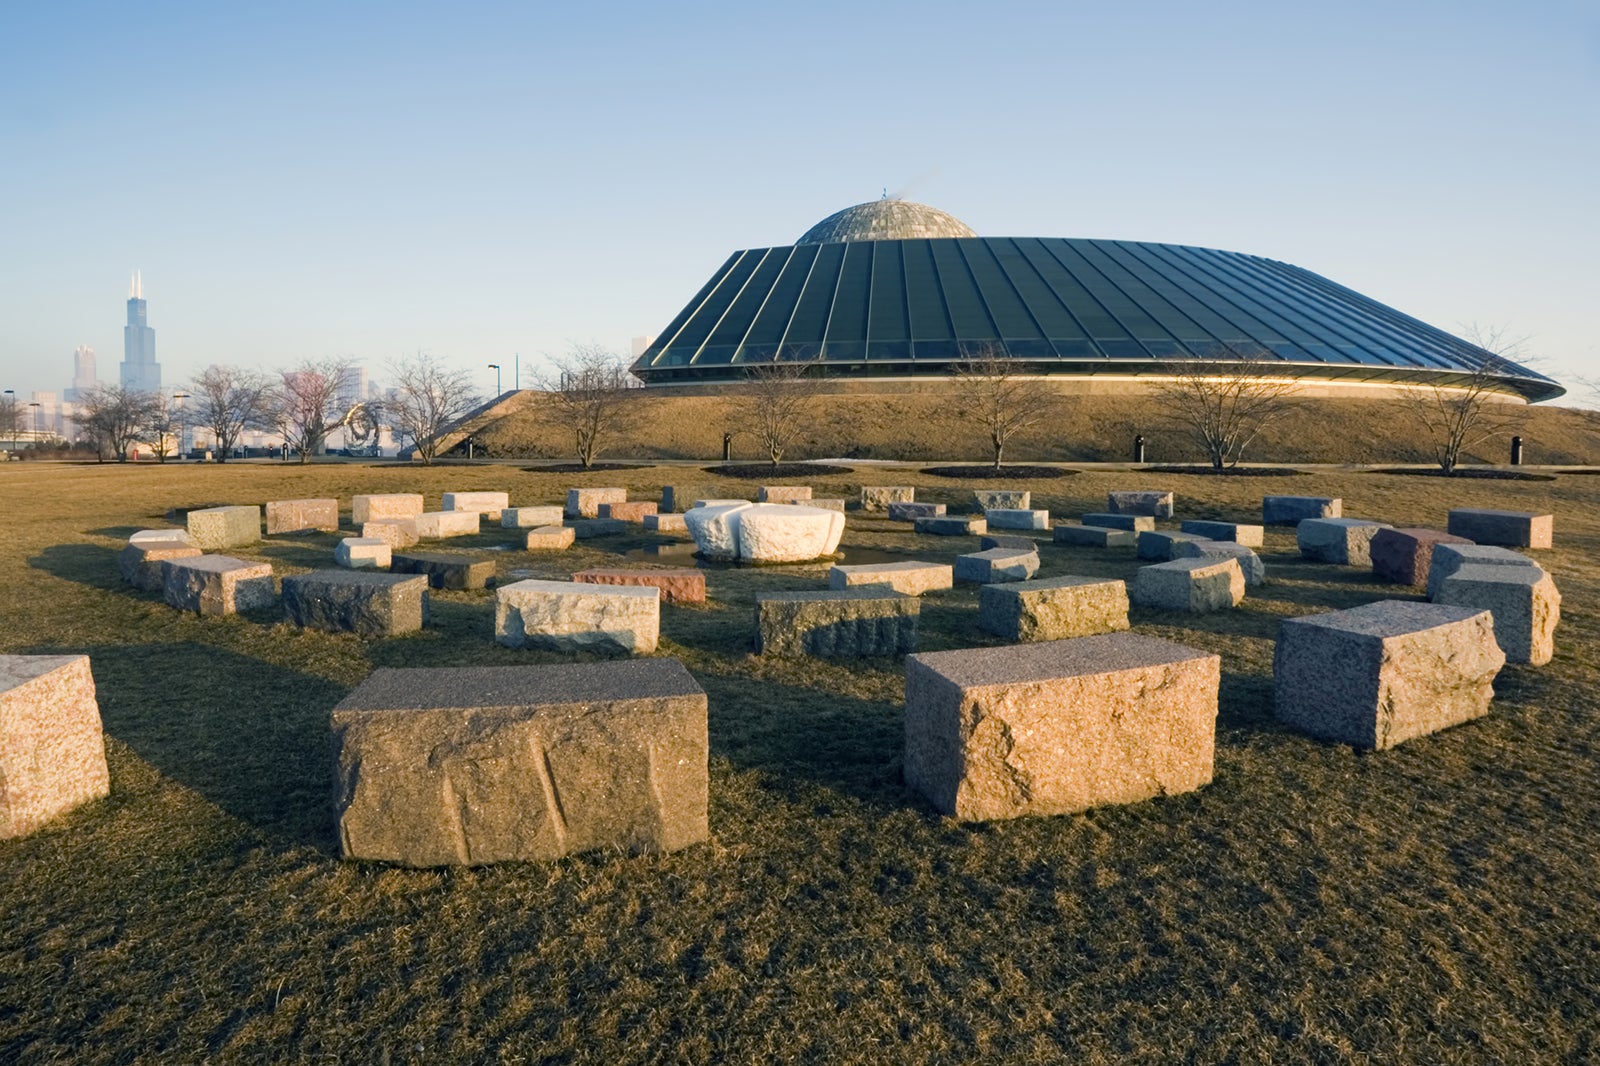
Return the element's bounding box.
[1,460,1596,1063]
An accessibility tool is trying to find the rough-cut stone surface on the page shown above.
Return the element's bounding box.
[1274,600,1504,749]
[985,508,1049,531]
[566,487,627,518]
[525,525,576,551]
[955,548,1040,584]
[390,552,494,590]
[362,519,419,549]
[1082,513,1155,532]
[683,503,750,561]
[335,537,392,570]
[414,510,480,539]
[1371,527,1473,587]
[1297,518,1391,566]
[265,498,339,535]
[1132,558,1245,612]
[495,580,659,653]
[1054,524,1137,549]
[643,513,689,534]
[1172,539,1266,587]
[331,660,708,865]
[0,655,110,839]
[784,497,845,513]
[162,555,276,615]
[889,501,945,521]
[1179,520,1265,548]
[829,560,953,596]
[737,505,846,562]
[118,539,202,591]
[904,633,1219,821]
[916,515,986,536]
[501,506,565,529]
[981,533,1038,552]
[129,528,195,546]
[978,576,1130,642]
[574,567,707,605]
[757,486,811,503]
[569,518,628,539]
[186,505,261,550]
[1447,508,1553,549]
[1136,530,1213,561]
[974,489,1030,511]
[442,491,509,521]
[600,501,659,523]
[693,498,750,509]
[1263,495,1341,525]
[756,588,918,657]
[1107,490,1174,518]
[861,486,915,511]
[1425,543,1542,601]
[282,570,429,636]
[352,494,424,525]
[1436,565,1560,665]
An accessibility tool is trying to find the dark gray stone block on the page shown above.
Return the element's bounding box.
[283,570,430,637]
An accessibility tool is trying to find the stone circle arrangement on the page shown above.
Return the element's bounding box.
[5,482,1560,873]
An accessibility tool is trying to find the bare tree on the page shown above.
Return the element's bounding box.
[538,343,643,468]
[1399,324,1531,475]
[1152,347,1301,470]
[736,353,826,467]
[945,343,1066,469]
[0,392,19,442]
[73,385,162,463]
[387,353,480,465]
[145,397,182,462]
[188,365,276,462]
[270,357,355,463]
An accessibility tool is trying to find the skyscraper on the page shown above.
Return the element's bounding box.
[120,271,160,392]
[65,345,97,402]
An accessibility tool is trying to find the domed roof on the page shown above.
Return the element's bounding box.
[796,199,976,244]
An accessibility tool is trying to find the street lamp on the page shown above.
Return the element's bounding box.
[173,392,190,458]
[28,401,41,443]
[487,363,501,397]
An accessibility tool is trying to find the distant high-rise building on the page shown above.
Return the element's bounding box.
[120,271,160,392]
[65,346,97,402]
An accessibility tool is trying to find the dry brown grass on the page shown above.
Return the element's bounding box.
[1,460,1597,1062]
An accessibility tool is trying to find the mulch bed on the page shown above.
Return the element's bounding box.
[920,465,1078,479]
[1370,468,1557,482]
[704,463,855,478]
[521,462,651,473]
[1144,465,1304,477]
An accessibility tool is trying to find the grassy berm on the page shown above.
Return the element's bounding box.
[2,461,1597,1063]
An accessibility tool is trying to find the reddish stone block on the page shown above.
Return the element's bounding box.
[572,567,706,605]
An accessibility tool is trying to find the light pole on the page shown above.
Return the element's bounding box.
[514,353,519,390]
[173,391,190,458]
[487,364,501,398]
[28,402,41,444]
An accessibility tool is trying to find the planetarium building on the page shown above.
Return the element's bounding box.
[630,199,1561,401]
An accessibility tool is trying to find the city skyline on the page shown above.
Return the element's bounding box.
[1,3,1595,404]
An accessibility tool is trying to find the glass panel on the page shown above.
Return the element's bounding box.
[867,339,910,360]
[694,345,737,366]
[645,252,741,363]
[902,240,954,341]
[1109,242,1265,353]
[822,340,866,360]
[743,245,819,347]
[1077,241,1213,345]
[782,243,846,354]
[912,339,959,361]
[961,240,1043,339]
[1051,241,1166,344]
[867,242,910,342]
[704,248,790,349]
[823,242,872,345]
[930,240,997,339]
[991,239,1090,342]
[674,251,764,356]
[1014,239,1129,341]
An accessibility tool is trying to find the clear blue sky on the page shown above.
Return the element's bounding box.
[2,1,1596,401]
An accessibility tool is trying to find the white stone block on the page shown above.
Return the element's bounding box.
[495,580,659,653]
[352,494,424,525]
[414,510,480,539]
[1131,558,1244,612]
[985,508,1049,530]
[336,537,392,570]
[442,491,509,521]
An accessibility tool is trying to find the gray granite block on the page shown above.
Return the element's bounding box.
[756,588,919,657]
[282,570,429,636]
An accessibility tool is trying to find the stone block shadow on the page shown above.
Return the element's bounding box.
[19,640,345,852]
[29,543,124,592]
